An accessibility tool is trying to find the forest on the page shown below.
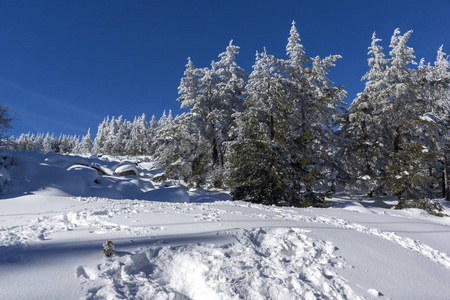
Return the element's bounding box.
[5,22,450,212]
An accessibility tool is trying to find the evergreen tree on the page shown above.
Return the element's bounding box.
[159,42,247,186]
[227,49,290,204]
[42,133,54,154]
[93,117,110,154]
[338,32,389,195]
[379,29,434,206]
[79,128,93,154]
[282,21,346,191]
[341,29,445,206]
[127,113,149,156]
[148,114,159,155]
[417,46,450,200]
[227,22,344,207]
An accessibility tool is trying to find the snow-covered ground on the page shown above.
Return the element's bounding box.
[1,150,450,299]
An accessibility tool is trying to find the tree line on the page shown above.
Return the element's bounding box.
[6,22,450,209]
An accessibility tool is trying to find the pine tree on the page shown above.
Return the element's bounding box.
[148,114,159,155]
[417,46,450,200]
[283,21,346,191]
[338,32,389,195]
[343,29,444,206]
[42,133,54,154]
[227,48,290,204]
[93,117,110,154]
[160,42,247,186]
[227,22,344,207]
[79,128,93,154]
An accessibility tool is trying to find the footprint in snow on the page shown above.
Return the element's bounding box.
[76,266,90,279]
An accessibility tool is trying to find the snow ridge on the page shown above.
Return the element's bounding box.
[240,203,450,270]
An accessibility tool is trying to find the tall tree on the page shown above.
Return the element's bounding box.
[417,46,450,200]
[79,128,93,154]
[342,29,443,206]
[93,117,110,154]
[228,22,345,207]
[161,41,247,186]
[126,113,149,156]
[338,32,389,195]
[283,21,346,190]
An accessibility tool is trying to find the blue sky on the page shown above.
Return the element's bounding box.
[1,0,449,138]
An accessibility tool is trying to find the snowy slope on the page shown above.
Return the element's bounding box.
[1,150,450,299]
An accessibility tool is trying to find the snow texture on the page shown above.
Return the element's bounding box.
[1,150,450,299]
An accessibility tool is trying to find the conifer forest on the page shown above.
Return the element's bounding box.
[6,23,450,210]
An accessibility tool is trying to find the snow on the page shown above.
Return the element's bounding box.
[1,150,450,299]
[115,164,139,177]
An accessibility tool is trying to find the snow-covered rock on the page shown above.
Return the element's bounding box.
[67,165,100,185]
[115,164,139,177]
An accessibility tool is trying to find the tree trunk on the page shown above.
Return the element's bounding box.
[396,189,405,209]
[393,125,406,209]
[394,126,401,153]
[443,157,450,201]
[211,138,219,166]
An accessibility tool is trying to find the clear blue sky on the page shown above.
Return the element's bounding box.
[1,0,449,138]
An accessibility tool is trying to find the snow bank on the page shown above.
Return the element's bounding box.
[0,150,200,203]
[332,201,375,214]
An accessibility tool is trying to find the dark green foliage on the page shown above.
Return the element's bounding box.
[382,141,440,207]
[227,129,328,207]
[397,198,447,217]
[227,139,287,205]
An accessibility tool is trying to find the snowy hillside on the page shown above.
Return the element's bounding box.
[1,150,450,299]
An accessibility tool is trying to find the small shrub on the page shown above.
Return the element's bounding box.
[102,240,115,257]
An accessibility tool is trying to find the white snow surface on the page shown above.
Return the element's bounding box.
[1,150,450,299]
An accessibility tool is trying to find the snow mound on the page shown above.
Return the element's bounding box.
[332,201,375,214]
[0,150,224,203]
[67,165,100,185]
[188,188,232,203]
[45,153,90,169]
[144,186,190,203]
[78,228,357,300]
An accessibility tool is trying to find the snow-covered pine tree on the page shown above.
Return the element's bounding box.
[151,110,203,185]
[99,115,131,155]
[416,46,450,200]
[147,114,159,155]
[79,128,93,154]
[342,29,442,206]
[338,32,390,196]
[93,117,110,155]
[58,134,79,153]
[33,133,44,151]
[159,42,247,187]
[228,22,344,207]
[282,21,346,193]
[126,113,149,156]
[227,48,313,205]
[42,133,54,154]
[109,116,125,155]
[379,29,438,206]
